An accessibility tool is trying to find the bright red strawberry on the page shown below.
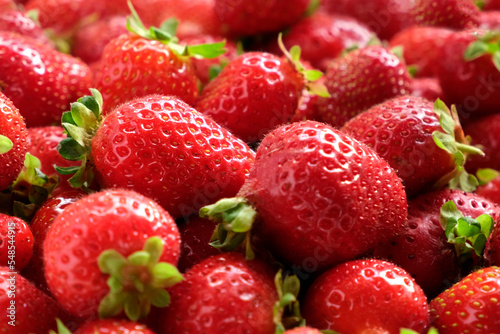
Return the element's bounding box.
[0,31,92,127]
[0,9,53,46]
[465,114,500,173]
[0,267,62,333]
[430,266,500,333]
[0,91,27,191]
[479,11,500,30]
[316,45,413,128]
[43,189,181,320]
[411,78,445,102]
[214,0,309,37]
[269,11,375,71]
[283,328,322,334]
[0,213,33,271]
[73,319,155,334]
[389,26,454,77]
[302,259,430,333]
[158,252,278,334]
[201,121,407,273]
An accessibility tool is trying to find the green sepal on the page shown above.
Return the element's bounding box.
[477,168,499,185]
[401,328,439,334]
[98,249,127,276]
[493,51,500,72]
[0,135,13,154]
[273,270,305,334]
[407,65,418,78]
[150,288,171,307]
[57,138,86,161]
[48,318,72,334]
[390,45,404,61]
[159,18,178,38]
[54,165,81,175]
[475,0,486,10]
[464,40,490,61]
[304,0,320,17]
[464,32,500,73]
[187,41,227,59]
[99,292,128,319]
[124,295,141,321]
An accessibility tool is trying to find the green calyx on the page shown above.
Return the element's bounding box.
[98,236,183,321]
[477,168,500,185]
[432,99,485,192]
[273,270,305,334]
[0,135,13,154]
[56,88,104,190]
[400,328,439,334]
[440,200,494,264]
[277,33,330,98]
[199,197,257,260]
[126,1,226,59]
[464,32,500,72]
[48,319,72,334]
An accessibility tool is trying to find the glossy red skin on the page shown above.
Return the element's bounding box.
[389,26,454,78]
[177,215,219,273]
[0,92,27,191]
[430,267,500,333]
[91,95,255,219]
[270,12,374,71]
[43,189,181,318]
[302,259,430,333]
[238,121,407,271]
[0,32,92,127]
[437,29,500,119]
[341,96,454,197]
[316,46,413,128]
[283,328,323,334]
[0,213,33,271]
[75,319,155,334]
[411,78,445,102]
[485,0,500,10]
[479,11,500,30]
[160,252,277,334]
[72,15,127,65]
[94,34,200,112]
[196,52,304,143]
[0,9,52,46]
[22,190,86,293]
[214,0,309,37]
[464,114,500,174]
[0,267,62,333]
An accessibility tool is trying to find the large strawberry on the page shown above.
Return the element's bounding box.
[0,91,27,191]
[302,259,430,333]
[0,31,92,127]
[430,266,500,333]
[201,121,407,273]
[43,189,182,320]
[0,212,33,271]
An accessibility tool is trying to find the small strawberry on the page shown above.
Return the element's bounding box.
[411,78,445,102]
[430,266,500,333]
[465,113,500,173]
[0,213,33,271]
[302,259,430,333]
[316,45,413,128]
[0,9,53,46]
[43,189,182,320]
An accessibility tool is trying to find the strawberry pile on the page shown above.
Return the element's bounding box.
[1,0,500,333]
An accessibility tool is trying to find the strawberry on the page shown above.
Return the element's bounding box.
[429,266,500,333]
[316,45,413,128]
[412,0,480,31]
[0,213,33,271]
[0,9,53,47]
[158,252,278,334]
[0,91,27,191]
[43,189,182,320]
[214,0,310,37]
[484,0,500,10]
[201,120,407,273]
[411,78,445,102]
[476,173,500,206]
[464,114,500,173]
[0,31,92,127]
[301,259,430,333]
[72,319,155,334]
[0,266,62,333]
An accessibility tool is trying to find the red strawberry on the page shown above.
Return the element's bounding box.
[412,0,480,31]
[0,213,33,271]
[429,266,500,333]
[464,114,500,173]
[159,252,278,334]
[316,45,413,128]
[43,189,181,320]
[214,0,309,37]
[0,9,53,47]
[389,26,453,78]
[0,91,27,191]
[0,31,92,127]
[302,259,430,333]
[411,78,445,102]
[73,319,155,334]
[201,121,407,273]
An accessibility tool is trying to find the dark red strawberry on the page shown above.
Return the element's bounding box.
[0,213,33,271]
[201,121,407,273]
[411,78,445,102]
[389,26,453,78]
[73,319,155,334]
[479,11,500,30]
[316,45,413,128]
[0,91,27,191]
[430,266,500,333]
[0,9,53,46]
[158,252,278,334]
[302,259,430,333]
[214,0,309,37]
[464,113,500,173]
[43,189,181,320]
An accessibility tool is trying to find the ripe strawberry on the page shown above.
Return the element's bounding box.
[464,114,500,173]
[302,259,430,333]
[430,266,500,333]
[0,91,27,191]
[158,252,278,334]
[316,45,413,128]
[0,213,33,271]
[201,121,407,273]
[214,0,309,36]
[412,0,480,31]
[0,9,53,46]
[0,31,92,127]
[389,26,453,78]
[43,189,181,320]
[73,319,155,334]
[411,78,445,102]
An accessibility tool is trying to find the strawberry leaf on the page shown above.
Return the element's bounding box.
[493,51,500,72]
[432,131,456,154]
[150,288,170,307]
[464,41,489,61]
[48,318,72,334]
[477,168,499,185]
[290,45,301,62]
[128,251,150,266]
[304,69,323,81]
[273,270,305,334]
[57,138,86,161]
[0,135,13,154]
[159,18,178,39]
[187,41,227,59]
[54,165,81,175]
